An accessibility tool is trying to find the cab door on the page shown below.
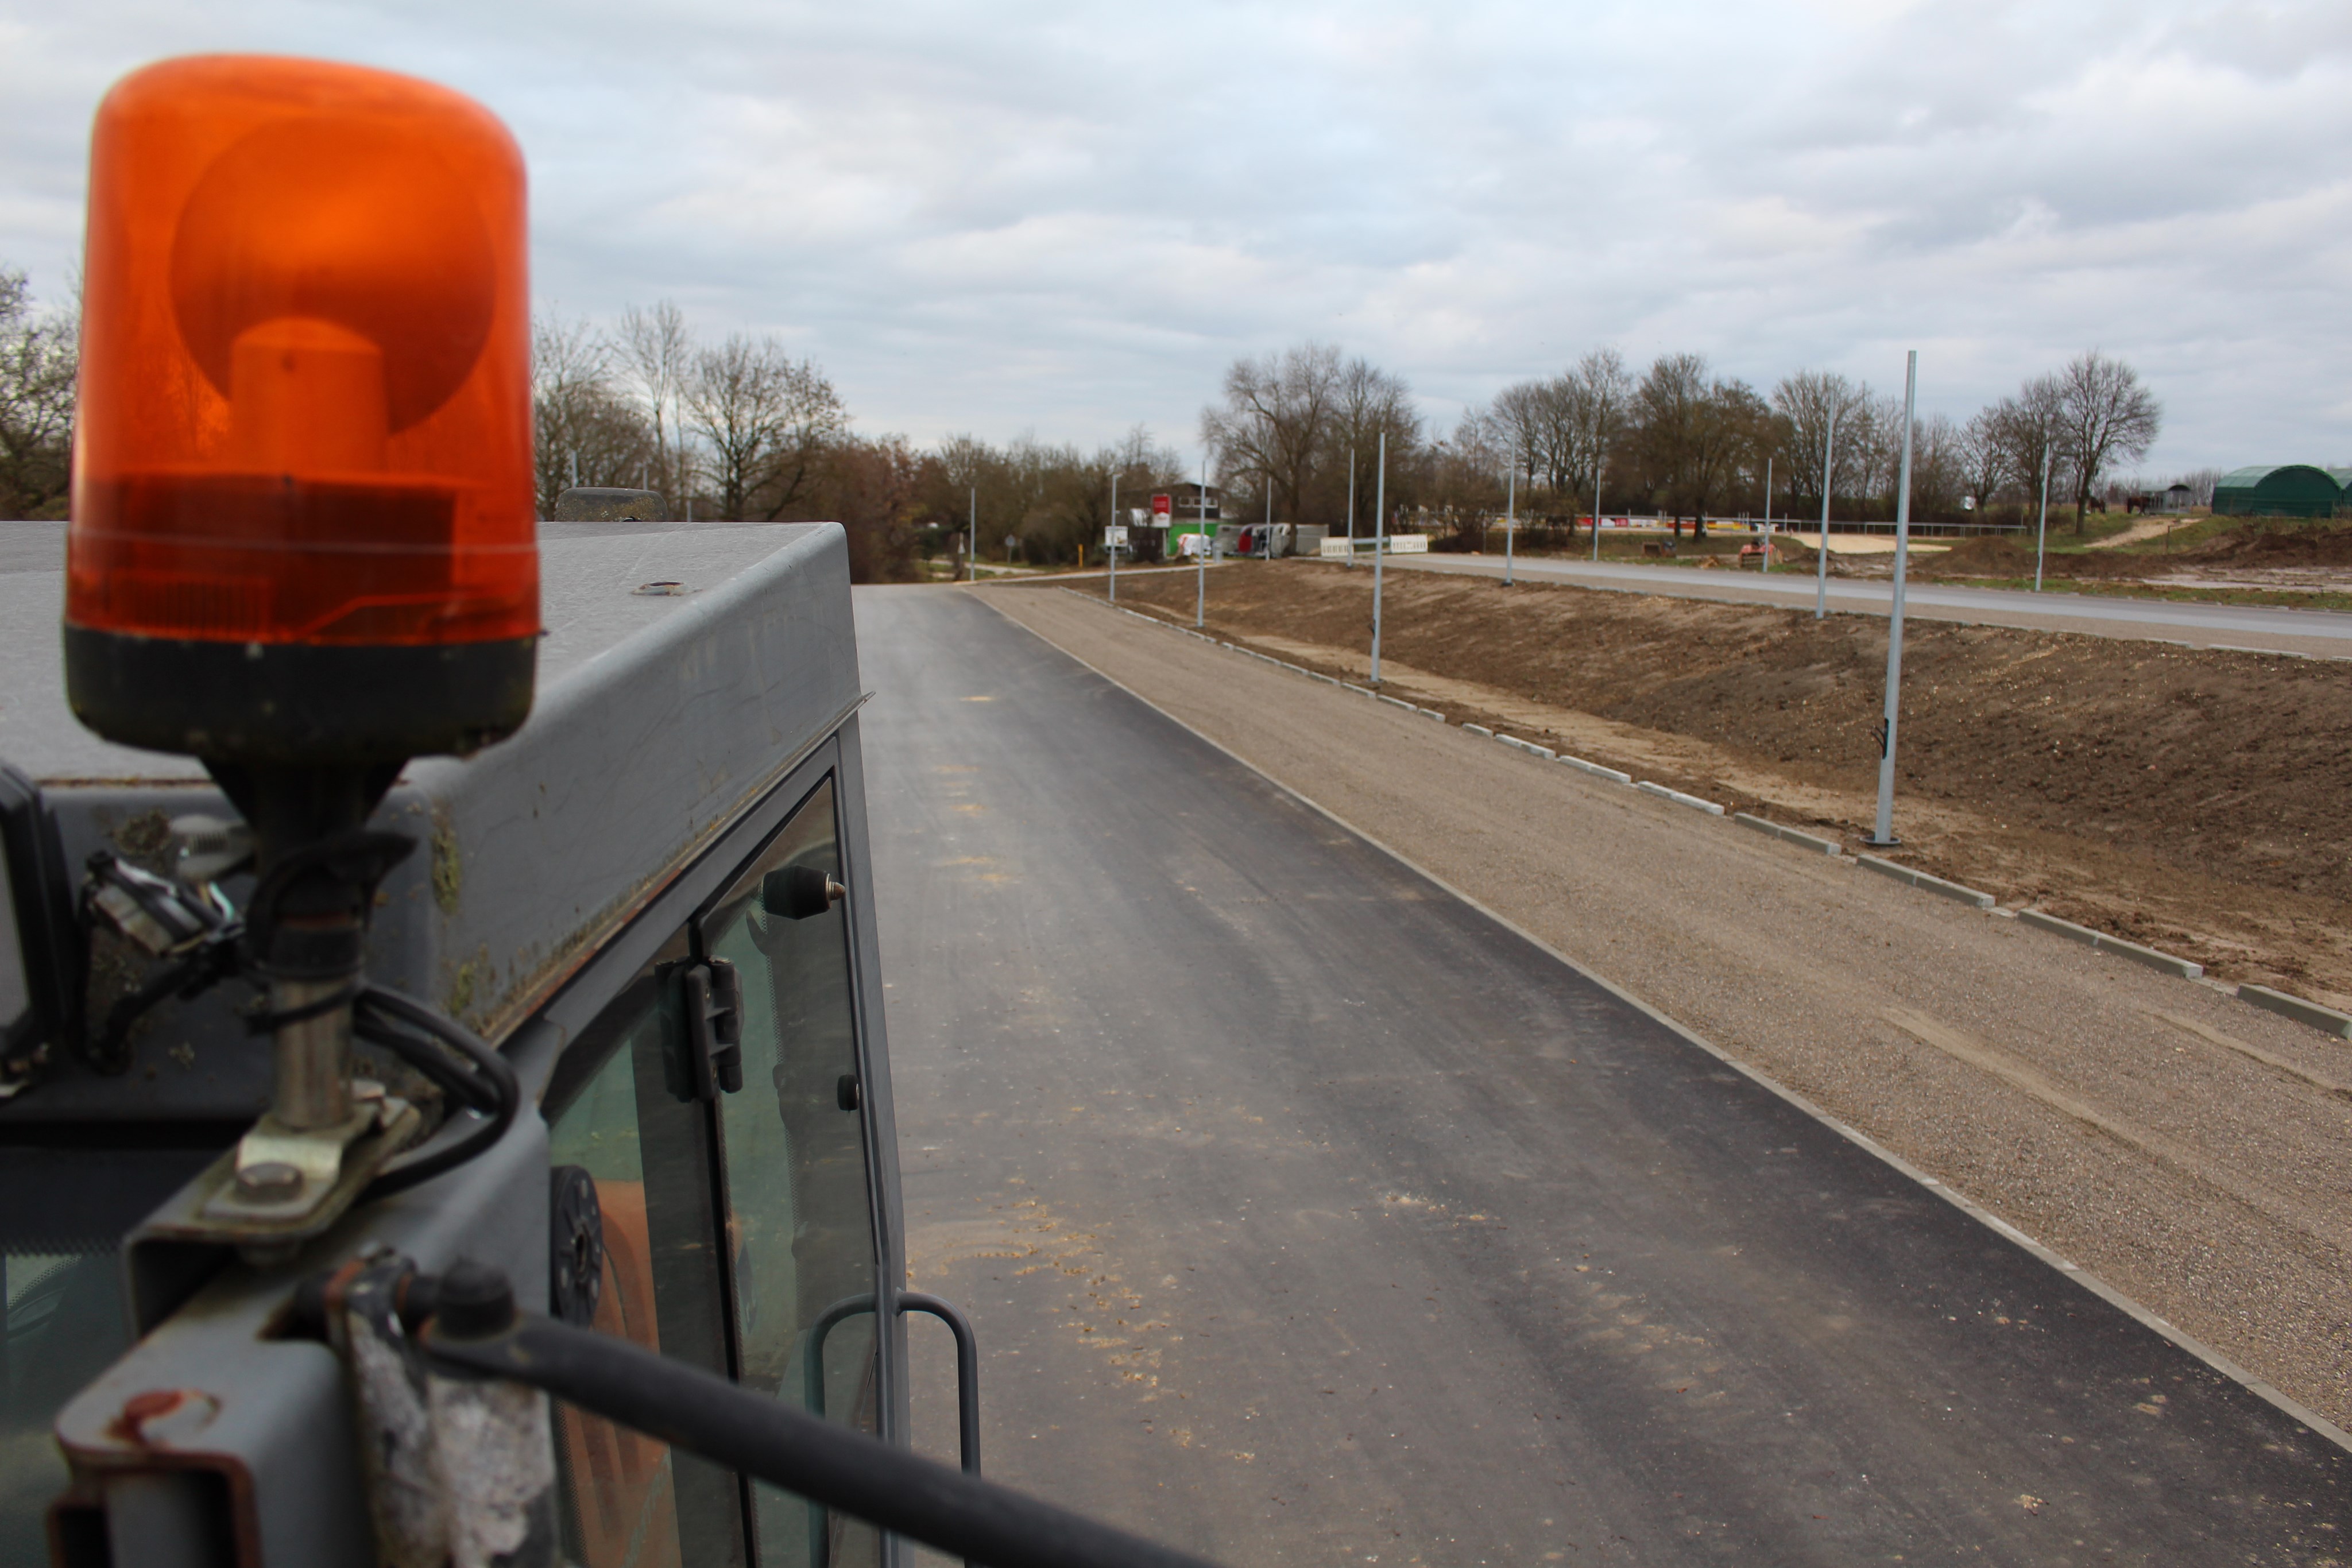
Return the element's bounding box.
[544,768,884,1568]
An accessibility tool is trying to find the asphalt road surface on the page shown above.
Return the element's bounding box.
[1387,552,2352,657]
[858,585,2350,1566]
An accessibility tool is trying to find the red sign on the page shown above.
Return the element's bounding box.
[1150,493,1172,518]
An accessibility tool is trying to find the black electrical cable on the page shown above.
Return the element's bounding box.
[353,986,518,1200]
[355,1006,502,1114]
[421,1297,1223,1568]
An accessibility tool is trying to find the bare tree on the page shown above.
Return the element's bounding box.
[1201,343,1342,524]
[1959,408,2009,515]
[1990,374,2071,525]
[1631,353,1759,525]
[532,311,657,514]
[2052,350,2162,533]
[617,300,694,500]
[1322,357,1420,528]
[0,269,78,520]
[1490,377,1557,493]
[1560,349,1631,511]
[1771,370,1874,517]
[684,334,847,520]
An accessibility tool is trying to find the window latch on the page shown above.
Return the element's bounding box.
[681,959,743,1099]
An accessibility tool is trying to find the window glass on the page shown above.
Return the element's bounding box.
[699,776,879,1568]
[547,928,745,1568]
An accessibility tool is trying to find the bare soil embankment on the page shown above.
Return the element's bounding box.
[1093,562,2352,1002]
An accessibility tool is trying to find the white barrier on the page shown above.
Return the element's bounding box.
[1318,535,1432,558]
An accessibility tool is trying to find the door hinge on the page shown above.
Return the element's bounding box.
[681,958,743,1099]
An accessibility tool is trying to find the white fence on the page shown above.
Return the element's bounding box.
[1318,534,1431,559]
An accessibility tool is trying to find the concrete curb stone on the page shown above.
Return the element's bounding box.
[1733,814,1841,855]
[1558,755,1633,785]
[1636,781,1726,816]
[2017,909,2203,979]
[2237,984,2352,1039]
[1856,854,1995,910]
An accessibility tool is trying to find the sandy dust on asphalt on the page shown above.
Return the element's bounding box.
[984,582,2352,1436]
[1098,560,2352,1005]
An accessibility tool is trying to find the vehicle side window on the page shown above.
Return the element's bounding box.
[544,771,879,1568]
[546,926,745,1568]
[699,776,880,1568]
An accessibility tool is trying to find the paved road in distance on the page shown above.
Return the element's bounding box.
[858,584,2350,1566]
[1387,552,2352,657]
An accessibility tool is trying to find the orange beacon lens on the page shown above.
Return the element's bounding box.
[67,56,536,764]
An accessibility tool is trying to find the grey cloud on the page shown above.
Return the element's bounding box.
[0,0,2346,466]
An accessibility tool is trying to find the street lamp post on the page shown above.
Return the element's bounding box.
[1866,351,1919,849]
[1372,432,1387,684]
[1195,458,1208,628]
[1815,408,1838,619]
[1591,462,1603,563]
[2034,448,2052,593]
[1503,456,1517,586]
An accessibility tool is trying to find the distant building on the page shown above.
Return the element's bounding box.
[2212,464,2346,518]
[2161,482,2195,512]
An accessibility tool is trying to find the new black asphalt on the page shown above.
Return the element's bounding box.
[859,584,2350,1566]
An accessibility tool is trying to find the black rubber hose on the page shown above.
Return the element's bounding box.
[353,986,518,1200]
[356,1008,502,1114]
[425,1311,1221,1568]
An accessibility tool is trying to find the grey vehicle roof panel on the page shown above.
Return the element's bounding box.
[0,518,812,784]
[0,518,860,1118]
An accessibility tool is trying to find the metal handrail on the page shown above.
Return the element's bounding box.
[805,1291,982,1565]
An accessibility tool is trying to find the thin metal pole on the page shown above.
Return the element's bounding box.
[1109,474,1118,604]
[1815,406,1838,619]
[1591,463,1601,562]
[1503,458,1517,586]
[968,486,976,583]
[1264,472,1272,556]
[2034,448,2052,593]
[1345,447,1356,568]
[1371,432,1387,684]
[1867,351,1918,848]
[1195,459,1207,628]
[1760,456,1772,572]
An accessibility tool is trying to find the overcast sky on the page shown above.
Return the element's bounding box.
[3,1,2347,474]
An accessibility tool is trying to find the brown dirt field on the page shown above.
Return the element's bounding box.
[1912,522,2352,582]
[1093,563,2352,1003]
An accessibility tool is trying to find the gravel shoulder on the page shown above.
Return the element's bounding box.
[984,582,2352,1435]
[1098,559,2352,1005]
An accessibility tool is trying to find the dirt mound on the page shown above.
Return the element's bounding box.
[2181,522,2352,568]
[1916,535,2151,580]
[1916,535,2035,576]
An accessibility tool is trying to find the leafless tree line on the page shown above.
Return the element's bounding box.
[1204,341,2167,543]
[0,269,79,520]
[533,301,849,522]
[1482,347,2163,536]
[927,425,1193,566]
